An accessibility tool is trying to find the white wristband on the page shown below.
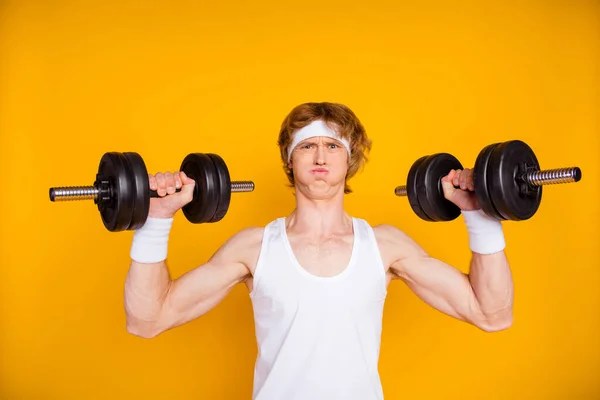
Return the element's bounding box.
[462,209,506,255]
[130,217,174,263]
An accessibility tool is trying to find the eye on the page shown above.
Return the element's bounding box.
[301,144,313,149]
[328,143,339,149]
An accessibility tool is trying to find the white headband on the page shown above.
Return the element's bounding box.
[287,120,351,163]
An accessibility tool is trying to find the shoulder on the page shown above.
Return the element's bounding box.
[371,223,408,244]
[231,225,265,241]
[366,223,428,276]
[208,225,266,275]
[223,225,265,252]
[220,216,284,257]
[226,216,285,248]
[370,223,428,257]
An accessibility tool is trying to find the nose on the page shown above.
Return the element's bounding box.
[315,143,326,165]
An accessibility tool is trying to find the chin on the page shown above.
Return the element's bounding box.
[297,181,345,198]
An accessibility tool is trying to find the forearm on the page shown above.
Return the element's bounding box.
[463,209,513,330]
[124,260,172,335]
[468,252,513,329]
[124,217,174,337]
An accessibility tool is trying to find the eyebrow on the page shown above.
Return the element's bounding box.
[298,140,317,146]
[298,139,343,146]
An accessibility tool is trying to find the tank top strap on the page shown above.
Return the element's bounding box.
[250,218,285,295]
[351,217,387,281]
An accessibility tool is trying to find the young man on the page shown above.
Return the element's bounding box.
[124,102,513,400]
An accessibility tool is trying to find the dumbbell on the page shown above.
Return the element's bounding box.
[394,140,582,222]
[49,152,254,232]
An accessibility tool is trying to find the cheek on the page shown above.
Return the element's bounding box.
[333,154,350,168]
[291,154,312,167]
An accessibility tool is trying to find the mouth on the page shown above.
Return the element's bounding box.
[311,168,329,174]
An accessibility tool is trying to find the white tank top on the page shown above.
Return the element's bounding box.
[249,217,388,400]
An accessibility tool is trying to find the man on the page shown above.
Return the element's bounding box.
[124,102,513,399]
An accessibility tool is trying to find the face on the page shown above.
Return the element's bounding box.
[288,136,349,198]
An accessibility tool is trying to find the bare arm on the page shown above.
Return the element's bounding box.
[124,227,262,338]
[377,224,513,332]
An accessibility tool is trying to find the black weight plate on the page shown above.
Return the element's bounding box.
[206,153,231,223]
[406,156,434,221]
[123,152,150,230]
[114,152,137,231]
[97,152,135,232]
[417,153,463,222]
[474,143,506,221]
[180,153,219,224]
[488,140,542,221]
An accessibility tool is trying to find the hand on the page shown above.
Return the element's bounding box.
[148,171,195,219]
[441,169,479,211]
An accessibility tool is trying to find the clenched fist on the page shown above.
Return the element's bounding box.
[441,169,479,211]
[148,171,196,219]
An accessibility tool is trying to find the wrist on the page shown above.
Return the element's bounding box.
[148,210,176,219]
[130,217,174,263]
[462,209,506,255]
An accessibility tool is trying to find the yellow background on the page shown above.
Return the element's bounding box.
[1,1,598,399]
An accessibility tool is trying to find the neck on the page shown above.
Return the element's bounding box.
[286,187,351,235]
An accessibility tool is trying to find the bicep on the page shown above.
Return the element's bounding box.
[383,227,483,325]
[160,259,249,330]
[157,230,258,332]
[393,255,482,323]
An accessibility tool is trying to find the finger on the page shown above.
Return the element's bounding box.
[148,174,157,191]
[174,171,182,189]
[178,170,195,202]
[155,172,166,196]
[467,168,475,191]
[164,172,176,195]
[180,170,195,185]
[459,168,467,190]
[442,169,454,182]
[452,169,462,187]
[441,175,456,199]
